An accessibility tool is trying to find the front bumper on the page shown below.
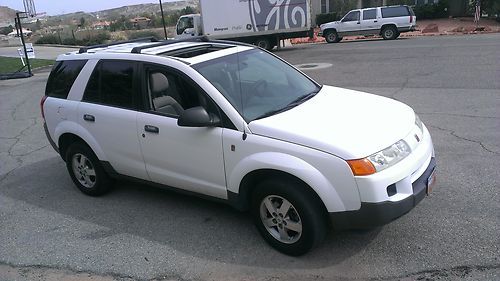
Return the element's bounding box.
[330,157,436,230]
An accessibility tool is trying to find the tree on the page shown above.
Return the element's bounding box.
[79,17,86,28]
[0,25,14,35]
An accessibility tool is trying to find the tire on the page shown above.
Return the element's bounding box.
[381,26,398,40]
[65,142,112,196]
[255,37,272,51]
[251,178,327,256]
[324,30,341,43]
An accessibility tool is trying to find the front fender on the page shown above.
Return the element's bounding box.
[228,152,348,212]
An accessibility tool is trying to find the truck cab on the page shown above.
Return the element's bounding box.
[176,14,202,39]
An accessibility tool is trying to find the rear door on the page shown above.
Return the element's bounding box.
[360,8,380,34]
[78,60,148,180]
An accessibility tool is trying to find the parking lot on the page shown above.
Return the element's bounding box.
[0,34,499,280]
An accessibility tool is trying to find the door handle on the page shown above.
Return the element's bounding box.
[83,114,95,122]
[374,20,378,22]
[357,22,361,24]
[144,125,159,134]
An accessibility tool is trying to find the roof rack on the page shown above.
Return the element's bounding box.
[130,36,210,54]
[130,36,254,54]
[78,37,159,54]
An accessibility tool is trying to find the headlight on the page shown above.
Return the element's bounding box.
[347,140,412,176]
[415,114,423,133]
[368,140,411,172]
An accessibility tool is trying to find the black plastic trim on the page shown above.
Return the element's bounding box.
[43,122,59,154]
[100,161,230,206]
[330,157,436,230]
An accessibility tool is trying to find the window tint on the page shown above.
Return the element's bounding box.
[381,6,410,18]
[342,11,360,22]
[45,60,87,99]
[363,9,377,20]
[83,60,136,110]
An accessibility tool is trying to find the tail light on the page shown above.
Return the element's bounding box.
[40,95,47,119]
[410,16,413,23]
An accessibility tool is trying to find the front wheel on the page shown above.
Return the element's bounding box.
[66,142,112,196]
[251,178,327,256]
[324,30,341,43]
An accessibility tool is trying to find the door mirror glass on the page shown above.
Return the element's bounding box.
[177,106,220,127]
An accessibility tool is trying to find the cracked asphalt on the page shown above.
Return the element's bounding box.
[0,34,499,281]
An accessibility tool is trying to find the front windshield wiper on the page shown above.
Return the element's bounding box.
[255,90,319,120]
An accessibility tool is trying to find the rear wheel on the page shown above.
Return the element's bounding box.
[381,26,398,40]
[255,37,272,50]
[66,142,112,196]
[251,178,327,256]
[325,30,341,43]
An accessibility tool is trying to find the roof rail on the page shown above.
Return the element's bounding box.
[78,37,159,54]
[130,36,210,54]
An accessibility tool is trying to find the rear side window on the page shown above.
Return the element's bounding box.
[363,9,377,20]
[381,6,410,18]
[83,60,137,110]
[45,60,87,99]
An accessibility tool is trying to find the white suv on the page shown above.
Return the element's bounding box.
[42,37,435,255]
[320,5,416,43]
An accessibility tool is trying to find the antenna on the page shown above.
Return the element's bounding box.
[23,0,37,18]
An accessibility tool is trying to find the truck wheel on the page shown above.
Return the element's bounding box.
[66,142,112,196]
[251,178,327,256]
[255,37,272,50]
[325,30,341,43]
[381,26,398,40]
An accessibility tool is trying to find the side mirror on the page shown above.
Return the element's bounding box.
[177,106,221,127]
[184,27,195,34]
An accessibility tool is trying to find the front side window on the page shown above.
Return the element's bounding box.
[45,60,87,99]
[194,49,320,122]
[363,9,377,20]
[342,11,360,22]
[176,16,194,35]
[83,60,136,110]
[145,66,218,118]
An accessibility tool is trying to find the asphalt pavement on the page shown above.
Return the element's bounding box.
[0,34,499,281]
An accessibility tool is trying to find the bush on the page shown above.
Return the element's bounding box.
[316,13,338,26]
[36,34,61,44]
[128,30,162,40]
[413,0,449,19]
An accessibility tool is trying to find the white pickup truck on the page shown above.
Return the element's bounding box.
[320,5,416,43]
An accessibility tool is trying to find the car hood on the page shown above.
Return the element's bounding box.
[248,86,415,159]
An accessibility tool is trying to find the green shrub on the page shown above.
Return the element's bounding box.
[413,0,449,19]
[316,13,338,26]
[128,30,162,40]
[36,34,61,44]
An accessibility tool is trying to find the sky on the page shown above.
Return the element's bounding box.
[1,0,177,16]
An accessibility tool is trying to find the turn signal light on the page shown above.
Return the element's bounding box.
[347,158,376,176]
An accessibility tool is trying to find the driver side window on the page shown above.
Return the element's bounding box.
[342,11,360,22]
[145,66,217,119]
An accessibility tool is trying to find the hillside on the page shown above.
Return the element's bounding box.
[0,6,18,19]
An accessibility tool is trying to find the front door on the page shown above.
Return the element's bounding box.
[136,64,227,199]
[338,10,361,35]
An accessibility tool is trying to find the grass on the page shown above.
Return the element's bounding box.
[0,56,54,74]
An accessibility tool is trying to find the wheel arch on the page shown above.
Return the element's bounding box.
[380,23,397,35]
[55,121,106,162]
[227,152,347,213]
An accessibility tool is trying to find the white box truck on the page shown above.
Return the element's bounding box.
[175,0,313,50]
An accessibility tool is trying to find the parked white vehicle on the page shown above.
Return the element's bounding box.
[320,5,416,43]
[42,37,435,255]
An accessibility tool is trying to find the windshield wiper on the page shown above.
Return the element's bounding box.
[255,90,319,120]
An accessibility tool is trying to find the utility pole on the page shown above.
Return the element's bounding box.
[159,0,168,40]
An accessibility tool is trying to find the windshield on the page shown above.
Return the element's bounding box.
[193,49,320,122]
